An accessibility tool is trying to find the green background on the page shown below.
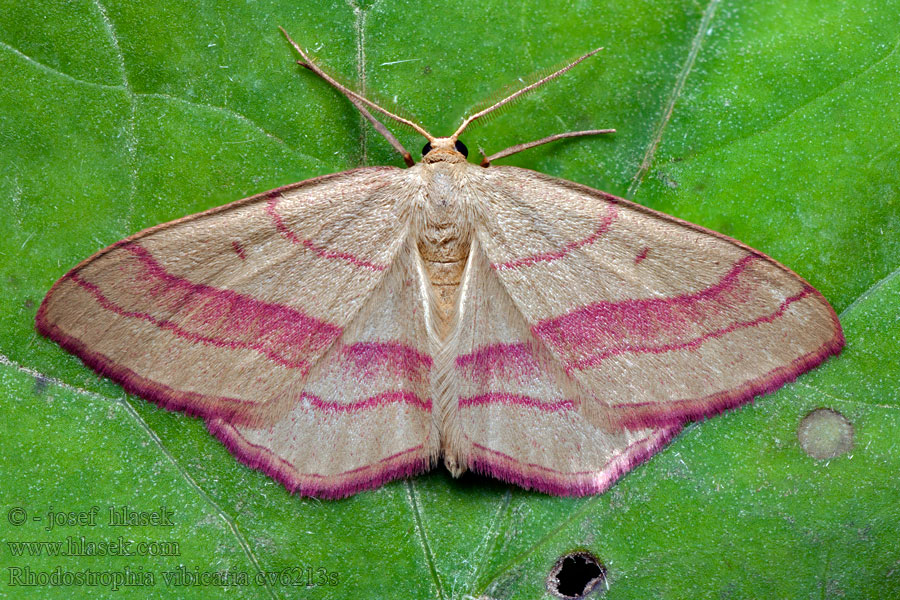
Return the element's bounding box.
[1,1,898,598]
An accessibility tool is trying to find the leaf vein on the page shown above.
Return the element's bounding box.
[628,0,722,197]
[93,0,139,229]
[0,39,123,91]
[666,35,900,168]
[796,381,898,411]
[839,261,900,318]
[482,497,597,591]
[0,353,281,599]
[405,480,446,599]
[468,490,512,595]
[136,92,326,167]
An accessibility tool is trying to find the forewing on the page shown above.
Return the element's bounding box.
[452,239,680,495]
[472,167,843,431]
[38,167,436,497]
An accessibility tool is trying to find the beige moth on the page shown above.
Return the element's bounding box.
[36,30,844,498]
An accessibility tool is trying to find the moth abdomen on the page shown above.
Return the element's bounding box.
[417,227,471,339]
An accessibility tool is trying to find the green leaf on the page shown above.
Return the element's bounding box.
[1,1,897,598]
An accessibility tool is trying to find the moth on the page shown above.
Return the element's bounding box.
[36,30,844,498]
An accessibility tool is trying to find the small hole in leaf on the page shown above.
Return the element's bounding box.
[798,408,853,459]
[547,551,606,599]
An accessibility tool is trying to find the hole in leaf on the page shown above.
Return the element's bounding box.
[798,408,853,459]
[546,551,606,599]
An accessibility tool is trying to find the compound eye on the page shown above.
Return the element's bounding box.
[422,142,432,156]
[455,139,468,158]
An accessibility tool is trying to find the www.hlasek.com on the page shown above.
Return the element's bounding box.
[7,566,340,591]
[7,537,180,557]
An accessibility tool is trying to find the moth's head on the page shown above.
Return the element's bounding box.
[421,137,469,164]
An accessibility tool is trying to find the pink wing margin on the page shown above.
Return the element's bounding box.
[454,167,844,495]
[37,167,438,498]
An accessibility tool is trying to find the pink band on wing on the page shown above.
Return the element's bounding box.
[72,243,342,370]
[566,287,813,372]
[340,341,433,384]
[613,324,844,428]
[459,392,575,412]
[534,255,767,361]
[491,203,617,270]
[266,195,386,271]
[455,342,543,381]
[300,390,432,412]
